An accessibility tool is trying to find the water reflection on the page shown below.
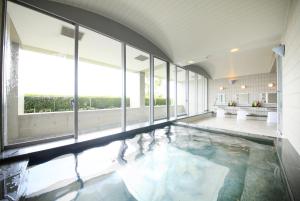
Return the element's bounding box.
[23,126,290,201]
[147,131,156,151]
[117,140,128,165]
[135,135,144,160]
[26,154,77,197]
[164,125,172,143]
[74,153,84,200]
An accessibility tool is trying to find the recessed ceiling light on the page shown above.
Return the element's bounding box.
[188,60,195,64]
[230,48,239,53]
[268,82,275,88]
[241,85,246,89]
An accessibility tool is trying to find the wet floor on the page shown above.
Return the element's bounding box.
[22,126,289,201]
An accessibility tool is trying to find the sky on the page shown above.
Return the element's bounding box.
[18,49,171,98]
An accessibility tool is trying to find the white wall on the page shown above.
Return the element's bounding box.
[281,0,300,154]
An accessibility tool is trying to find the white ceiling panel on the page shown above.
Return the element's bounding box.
[46,0,290,78]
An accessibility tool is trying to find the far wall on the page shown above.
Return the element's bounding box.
[208,73,277,110]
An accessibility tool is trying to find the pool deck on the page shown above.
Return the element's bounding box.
[180,117,277,138]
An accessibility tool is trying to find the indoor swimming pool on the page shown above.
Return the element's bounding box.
[22,125,289,201]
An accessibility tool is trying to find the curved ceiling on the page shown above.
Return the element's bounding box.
[51,0,290,79]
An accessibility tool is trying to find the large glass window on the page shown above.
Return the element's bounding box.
[204,77,208,111]
[154,58,167,121]
[189,71,197,115]
[78,27,122,136]
[126,45,150,129]
[2,2,210,147]
[177,67,187,117]
[4,2,75,145]
[197,75,208,113]
[169,64,176,119]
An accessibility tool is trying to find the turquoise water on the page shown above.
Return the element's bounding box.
[24,126,290,201]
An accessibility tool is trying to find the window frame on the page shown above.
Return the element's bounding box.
[2,0,78,149]
[0,0,209,150]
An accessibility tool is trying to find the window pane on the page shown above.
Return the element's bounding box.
[4,2,75,144]
[154,58,167,121]
[169,64,176,119]
[126,45,150,129]
[177,68,187,116]
[204,77,208,111]
[78,27,122,136]
[189,71,197,115]
[197,74,205,113]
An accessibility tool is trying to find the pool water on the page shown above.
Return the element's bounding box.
[24,125,290,201]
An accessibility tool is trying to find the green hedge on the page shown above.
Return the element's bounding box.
[24,95,167,113]
[145,98,167,106]
[24,95,130,113]
[78,96,129,110]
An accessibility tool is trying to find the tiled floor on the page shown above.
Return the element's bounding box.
[184,117,277,138]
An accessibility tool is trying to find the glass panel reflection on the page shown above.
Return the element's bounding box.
[78,27,122,136]
[126,45,150,129]
[177,68,187,117]
[4,2,75,144]
[154,58,167,121]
